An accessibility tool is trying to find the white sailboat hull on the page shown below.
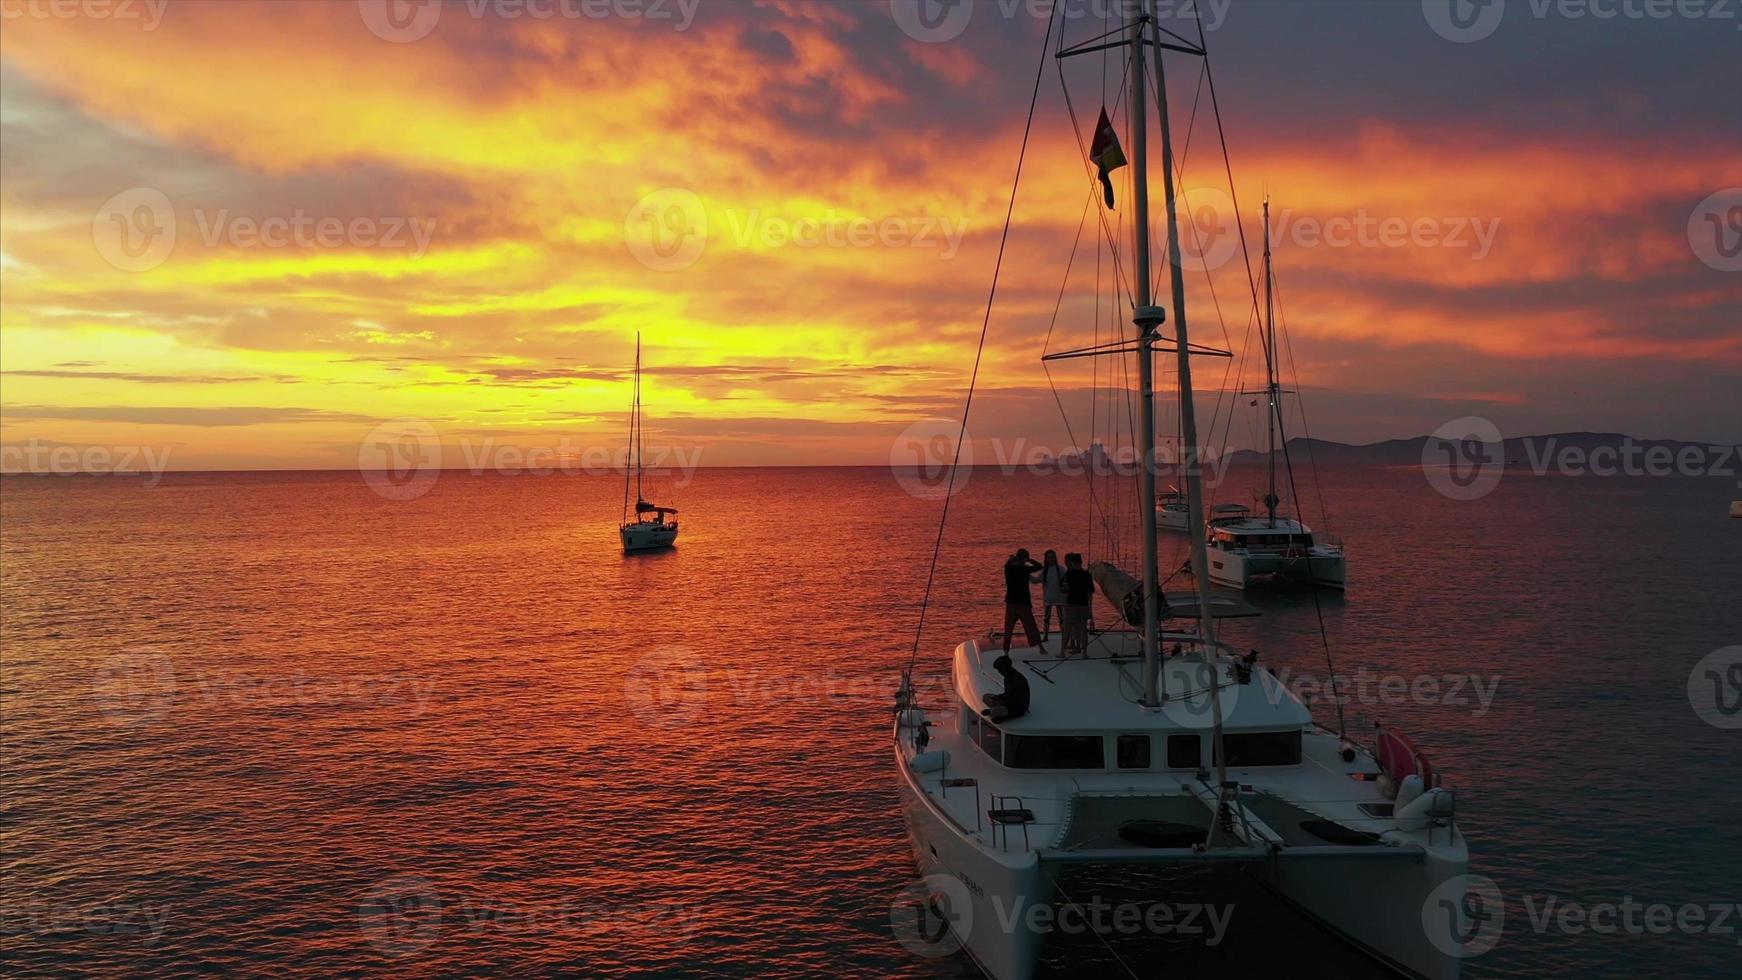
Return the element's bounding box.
[895,742,1049,980]
[1254,844,1467,980]
[619,522,678,552]
[1205,546,1345,589]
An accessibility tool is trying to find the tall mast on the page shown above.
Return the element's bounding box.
[1130,5,1163,708]
[634,333,643,505]
[1147,9,1231,807]
[1264,199,1278,526]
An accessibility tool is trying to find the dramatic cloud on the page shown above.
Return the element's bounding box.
[0,0,1736,469]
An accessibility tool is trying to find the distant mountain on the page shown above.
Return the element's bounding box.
[1223,432,1740,466]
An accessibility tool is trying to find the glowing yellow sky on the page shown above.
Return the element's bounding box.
[1,1,1736,470]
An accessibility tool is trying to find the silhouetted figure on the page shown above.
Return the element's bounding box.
[1039,549,1065,640]
[1002,549,1044,652]
[1061,552,1094,658]
[982,655,1031,721]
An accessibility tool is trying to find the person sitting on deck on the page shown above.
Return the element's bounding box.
[1060,552,1094,658]
[1001,549,1044,653]
[981,655,1031,722]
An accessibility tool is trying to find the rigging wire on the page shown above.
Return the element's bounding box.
[1187,13,1347,739]
[903,9,1059,680]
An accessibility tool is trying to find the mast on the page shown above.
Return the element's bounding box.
[624,333,638,519]
[1131,5,1164,708]
[1264,199,1278,526]
[633,333,643,506]
[1147,10,1231,812]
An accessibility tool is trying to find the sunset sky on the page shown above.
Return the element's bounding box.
[1,0,1737,470]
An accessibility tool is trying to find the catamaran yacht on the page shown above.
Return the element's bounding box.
[893,7,1467,978]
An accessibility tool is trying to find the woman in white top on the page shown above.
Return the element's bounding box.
[1039,549,1066,641]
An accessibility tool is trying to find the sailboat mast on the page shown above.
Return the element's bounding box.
[1130,6,1164,708]
[1264,199,1278,526]
[1146,10,1230,799]
[634,333,643,505]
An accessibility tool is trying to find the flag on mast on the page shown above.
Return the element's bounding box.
[1090,107,1128,209]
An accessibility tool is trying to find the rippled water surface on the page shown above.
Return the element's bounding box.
[2,466,1738,977]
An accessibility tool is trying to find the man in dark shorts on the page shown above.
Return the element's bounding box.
[1002,549,1044,652]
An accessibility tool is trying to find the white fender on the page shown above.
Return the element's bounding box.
[1395,773,1425,811]
[1396,787,1454,833]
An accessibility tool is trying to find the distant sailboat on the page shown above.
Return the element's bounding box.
[1204,200,1346,589]
[619,334,679,553]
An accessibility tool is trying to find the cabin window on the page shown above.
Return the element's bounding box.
[1005,734,1105,770]
[1116,734,1150,769]
[1217,730,1302,767]
[978,717,1004,764]
[1166,733,1201,769]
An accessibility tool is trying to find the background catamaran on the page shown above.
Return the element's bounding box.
[620,334,679,553]
[892,6,1468,979]
[1204,200,1347,590]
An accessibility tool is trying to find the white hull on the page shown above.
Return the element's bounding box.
[892,636,1468,980]
[1206,546,1345,590]
[1156,506,1191,532]
[619,522,678,552]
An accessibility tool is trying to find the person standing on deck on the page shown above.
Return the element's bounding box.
[1061,553,1094,658]
[1001,549,1044,653]
[1039,550,1066,639]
